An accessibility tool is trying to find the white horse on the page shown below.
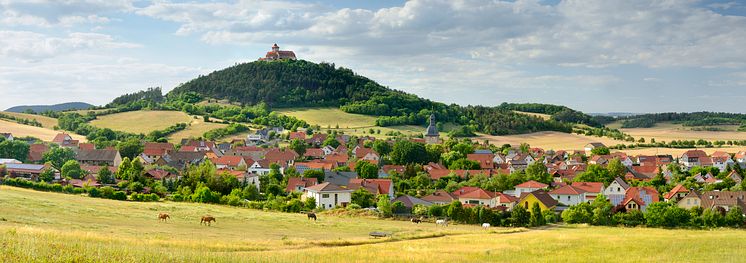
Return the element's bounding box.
[436,219,448,227]
[482,223,490,229]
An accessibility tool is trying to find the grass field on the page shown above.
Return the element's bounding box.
[0,112,58,129]
[166,117,228,143]
[3,186,746,262]
[276,107,379,129]
[477,131,625,151]
[607,121,746,142]
[0,120,85,142]
[90,110,193,134]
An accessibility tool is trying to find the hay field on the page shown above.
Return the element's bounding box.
[0,112,58,129]
[89,110,193,134]
[0,120,85,142]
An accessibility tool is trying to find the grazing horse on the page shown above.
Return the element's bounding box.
[410,218,422,224]
[158,213,170,222]
[307,213,317,221]
[201,216,216,226]
[436,219,448,227]
[482,223,491,229]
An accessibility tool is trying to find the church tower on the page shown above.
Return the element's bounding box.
[425,114,440,144]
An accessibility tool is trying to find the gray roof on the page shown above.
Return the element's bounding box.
[392,195,433,208]
[76,149,119,162]
[5,163,46,171]
[425,114,439,136]
[323,171,358,186]
[474,149,493,154]
[612,177,630,190]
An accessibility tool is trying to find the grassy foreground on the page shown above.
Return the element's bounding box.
[2,186,746,262]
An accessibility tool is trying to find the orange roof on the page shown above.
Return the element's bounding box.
[213,156,245,166]
[571,182,604,193]
[664,184,689,200]
[549,185,586,195]
[458,188,496,199]
[348,179,392,195]
[286,177,317,192]
[467,153,495,169]
[451,186,481,197]
[515,180,548,189]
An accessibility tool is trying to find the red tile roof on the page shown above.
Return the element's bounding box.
[213,156,245,167]
[348,179,392,195]
[286,177,318,192]
[664,184,689,200]
[458,188,496,199]
[467,153,495,169]
[515,180,548,189]
[571,182,604,193]
[451,186,481,197]
[549,185,587,195]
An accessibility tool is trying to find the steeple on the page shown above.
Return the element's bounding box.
[425,113,439,143]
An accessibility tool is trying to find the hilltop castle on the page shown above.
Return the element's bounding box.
[259,43,297,61]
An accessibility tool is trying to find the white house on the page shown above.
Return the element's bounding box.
[603,177,630,206]
[549,185,588,206]
[321,145,335,156]
[1,133,13,141]
[584,142,606,154]
[512,180,548,197]
[248,160,283,175]
[735,151,746,165]
[302,182,353,210]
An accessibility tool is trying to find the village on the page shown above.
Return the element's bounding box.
[3,110,746,228]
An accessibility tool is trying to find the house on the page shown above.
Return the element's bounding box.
[248,159,276,175]
[1,133,13,141]
[678,191,746,212]
[76,149,122,167]
[163,151,206,170]
[52,133,79,148]
[518,189,559,211]
[380,165,405,177]
[212,155,247,170]
[348,179,394,199]
[421,190,458,205]
[735,151,746,165]
[264,149,298,166]
[625,165,659,181]
[549,185,588,206]
[680,150,708,169]
[512,180,549,197]
[27,143,48,163]
[392,195,433,210]
[258,43,297,61]
[728,171,743,184]
[584,142,606,153]
[321,145,335,155]
[302,182,352,210]
[145,169,176,180]
[289,131,306,140]
[294,161,335,174]
[304,148,325,159]
[354,147,380,164]
[711,151,735,171]
[5,163,52,180]
[467,153,495,169]
[67,174,101,188]
[286,177,318,193]
[664,184,690,202]
[603,177,630,205]
[571,182,604,201]
[622,186,659,212]
[458,188,498,207]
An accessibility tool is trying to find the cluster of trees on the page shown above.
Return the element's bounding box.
[618,112,746,128]
[203,123,249,140]
[562,195,746,228]
[146,123,187,142]
[108,87,164,107]
[497,102,608,127]
[0,137,30,162]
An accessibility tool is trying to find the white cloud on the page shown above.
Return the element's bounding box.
[0,0,132,27]
[0,31,141,62]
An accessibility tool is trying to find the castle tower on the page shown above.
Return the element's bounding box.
[425,114,440,144]
[272,43,280,52]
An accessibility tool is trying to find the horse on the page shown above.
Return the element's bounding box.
[158,213,170,222]
[307,213,317,221]
[436,219,448,227]
[410,218,422,224]
[201,215,216,226]
[482,223,491,229]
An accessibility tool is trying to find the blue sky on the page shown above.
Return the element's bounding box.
[1,0,746,113]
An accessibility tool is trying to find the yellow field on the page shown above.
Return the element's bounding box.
[276,107,378,128]
[167,118,228,142]
[90,110,193,134]
[606,121,746,142]
[3,186,746,262]
[0,112,58,129]
[0,120,85,142]
[477,131,625,151]
[513,110,551,120]
[613,147,746,157]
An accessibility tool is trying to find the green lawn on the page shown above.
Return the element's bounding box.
[2,186,746,262]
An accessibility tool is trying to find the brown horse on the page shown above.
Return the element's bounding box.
[158,213,170,222]
[307,213,317,221]
[410,218,422,224]
[201,215,216,226]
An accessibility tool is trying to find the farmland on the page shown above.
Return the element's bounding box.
[0,120,85,142]
[0,111,58,129]
[476,131,625,151]
[166,118,228,143]
[2,186,746,262]
[89,110,193,134]
[276,107,425,138]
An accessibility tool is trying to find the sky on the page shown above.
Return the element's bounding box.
[1,0,746,113]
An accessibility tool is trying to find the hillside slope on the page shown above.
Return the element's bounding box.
[6,102,94,113]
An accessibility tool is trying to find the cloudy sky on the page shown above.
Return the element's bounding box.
[1,0,746,113]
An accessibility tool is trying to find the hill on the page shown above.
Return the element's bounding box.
[89,110,193,134]
[0,111,58,129]
[0,120,85,142]
[5,102,94,113]
[2,186,746,262]
[167,60,576,135]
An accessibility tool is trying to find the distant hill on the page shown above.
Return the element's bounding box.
[6,102,94,113]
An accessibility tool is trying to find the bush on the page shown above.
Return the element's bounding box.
[346,203,362,210]
[111,191,127,201]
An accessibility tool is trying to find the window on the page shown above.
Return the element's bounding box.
[567,196,570,201]
[687,199,690,205]
[322,194,329,198]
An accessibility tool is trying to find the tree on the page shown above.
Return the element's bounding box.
[390,140,428,165]
[725,206,744,227]
[590,147,610,156]
[289,139,306,157]
[574,164,613,185]
[511,204,530,227]
[322,136,340,148]
[448,159,480,170]
[377,194,392,217]
[97,164,114,184]
[591,195,613,226]
[43,147,76,170]
[561,202,593,224]
[372,140,392,156]
[117,138,144,159]
[525,161,551,185]
[529,203,546,227]
[351,188,375,208]
[61,160,83,179]
[451,142,475,156]
[355,160,379,179]
[38,166,55,182]
[606,158,626,178]
[0,140,29,163]
[303,169,325,182]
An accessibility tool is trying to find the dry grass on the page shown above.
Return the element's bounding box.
[513,110,551,120]
[607,121,746,141]
[167,117,228,143]
[613,147,746,156]
[89,110,193,134]
[276,107,378,128]
[0,111,58,128]
[0,120,85,142]
[476,131,625,151]
[2,186,746,262]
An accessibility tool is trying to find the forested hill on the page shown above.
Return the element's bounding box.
[169,60,393,107]
[166,59,593,135]
[619,112,746,129]
[6,102,94,113]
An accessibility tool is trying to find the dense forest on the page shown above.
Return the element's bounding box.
[166,60,589,135]
[497,102,610,127]
[620,112,746,129]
